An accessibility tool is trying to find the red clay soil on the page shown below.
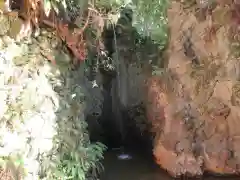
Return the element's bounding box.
[145,0,240,177]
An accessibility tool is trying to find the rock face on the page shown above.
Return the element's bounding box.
[145,0,240,177]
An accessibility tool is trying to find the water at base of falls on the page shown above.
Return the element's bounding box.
[100,147,167,180]
[100,148,240,180]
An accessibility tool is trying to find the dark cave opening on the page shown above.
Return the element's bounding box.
[86,73,162,180]
[88,71,153,154]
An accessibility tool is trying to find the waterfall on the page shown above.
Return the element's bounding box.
[108,6,133,148]
[111,30,128,147]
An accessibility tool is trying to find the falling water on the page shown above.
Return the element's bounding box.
[111,22,129,152]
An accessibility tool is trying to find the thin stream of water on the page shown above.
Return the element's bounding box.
[112,23,126,149]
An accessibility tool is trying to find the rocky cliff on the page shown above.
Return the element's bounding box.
[146,0,240,177]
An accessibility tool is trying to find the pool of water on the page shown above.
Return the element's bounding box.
[100,148,169,180]
[100,148,240,180]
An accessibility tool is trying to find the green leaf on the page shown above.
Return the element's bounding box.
[54,169,65,178]
[71,166,77,178]
[77,168,85,180]
[14,158,24,166]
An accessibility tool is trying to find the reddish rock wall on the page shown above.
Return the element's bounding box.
[145,0,240,177]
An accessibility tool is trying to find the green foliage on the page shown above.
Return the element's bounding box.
[43,103,107,180]
[132,0,169,48]
[43,0,168,48]
[96,0,169,47]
